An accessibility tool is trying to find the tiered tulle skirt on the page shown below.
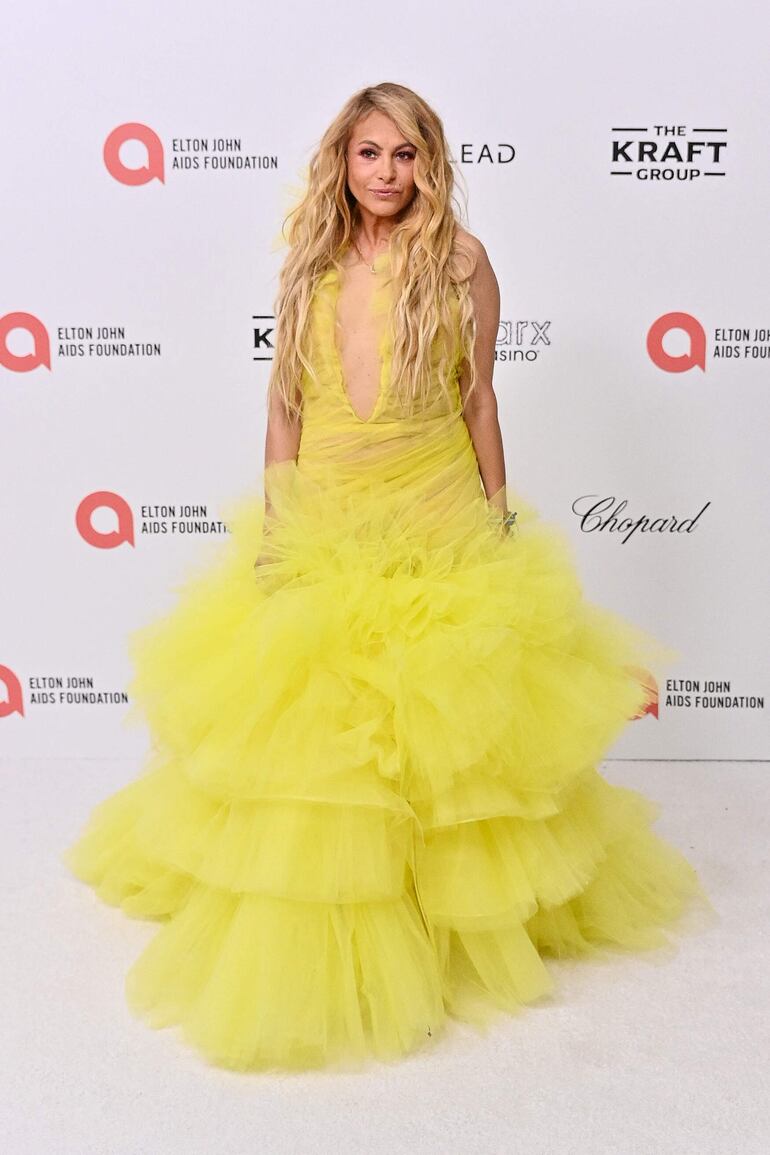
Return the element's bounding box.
[63,459,710,1071]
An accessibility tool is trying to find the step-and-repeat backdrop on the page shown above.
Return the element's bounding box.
[2,3,767,761]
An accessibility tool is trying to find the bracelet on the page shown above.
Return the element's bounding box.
[502,510,518,530]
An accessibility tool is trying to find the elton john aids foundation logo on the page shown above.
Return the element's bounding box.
[0,667,25,719]
[646,311,769,369]
[0,312,51,371]
[647,312,706,372]
[73,493,228,546]
[103,122,276,184]
[0,311,161,370]
[77,492,135,549]
[104,123,165,185]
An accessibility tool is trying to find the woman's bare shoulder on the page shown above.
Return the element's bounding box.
[452,225,493,279]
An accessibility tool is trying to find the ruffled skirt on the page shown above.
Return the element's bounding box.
[62,458,711,1072]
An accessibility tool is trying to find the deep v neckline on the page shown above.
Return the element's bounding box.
[330,250,392,424]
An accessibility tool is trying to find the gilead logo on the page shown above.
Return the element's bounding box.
[647,312,706,372]
[103,122,165,186]
[0,666,24,718]
[76,492,135,548]
[0,312,51,372]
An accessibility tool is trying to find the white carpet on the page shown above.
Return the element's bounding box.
[1,757,765,1155]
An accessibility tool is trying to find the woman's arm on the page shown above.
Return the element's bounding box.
[456,233,508,514]
[263,385,302,520]
[254,387,302,569]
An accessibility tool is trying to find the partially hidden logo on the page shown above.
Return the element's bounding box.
[626,664,661,720]
[0,312,51,372]
[0,666,25,718]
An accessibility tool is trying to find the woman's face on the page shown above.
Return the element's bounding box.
[345,110,417,221]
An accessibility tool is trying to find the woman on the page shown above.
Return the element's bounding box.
[63,82,710,1073]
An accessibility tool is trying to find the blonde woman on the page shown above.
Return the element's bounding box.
[64,82,710,1073]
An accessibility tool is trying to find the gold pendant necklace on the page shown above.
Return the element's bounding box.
[351,238,377,274]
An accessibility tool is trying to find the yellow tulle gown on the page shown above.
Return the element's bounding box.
[63,249,710,1072]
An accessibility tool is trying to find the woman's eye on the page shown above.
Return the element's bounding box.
[359,149,415,160]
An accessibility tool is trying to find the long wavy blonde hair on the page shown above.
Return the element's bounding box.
[267,82,478,421]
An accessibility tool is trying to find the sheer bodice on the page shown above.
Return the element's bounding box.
[296,251,485,511]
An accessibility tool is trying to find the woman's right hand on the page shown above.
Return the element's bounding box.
[254,544,280,569]
[254,511,277,571]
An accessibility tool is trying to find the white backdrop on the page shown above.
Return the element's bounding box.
[1,1,768,761]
